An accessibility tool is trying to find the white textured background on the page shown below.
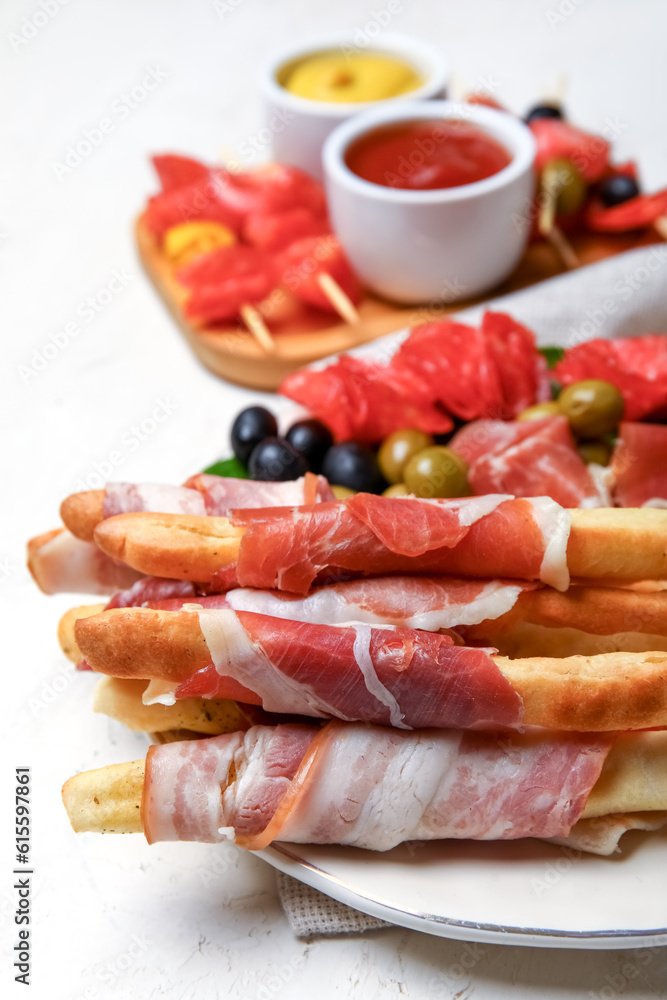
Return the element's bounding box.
[2,0,667,997]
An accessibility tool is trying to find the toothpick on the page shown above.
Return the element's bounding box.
[317,273,360,325]
[653,216,667,241]
[239,304,276,353]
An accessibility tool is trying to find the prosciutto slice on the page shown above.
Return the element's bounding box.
[105,576,199,609]
[103,483,206,518]
[224,576,532,630]
[102,473,333,522]
[27,528,143,596]
[184,472,334,511]
[106,574,531,629]
[142,722,613,851]
[172,607,522,731]
[450,417,610,508]
[229,494,571,593]
[610,422,667,508]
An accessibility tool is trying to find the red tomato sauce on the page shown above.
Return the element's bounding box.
[345,119,512,190]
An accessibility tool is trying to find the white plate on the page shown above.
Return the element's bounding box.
[259,249,667,949]
[258,830,667,949]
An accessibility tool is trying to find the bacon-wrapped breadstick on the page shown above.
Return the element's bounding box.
[74,606,667,732]
[61,724,667,856]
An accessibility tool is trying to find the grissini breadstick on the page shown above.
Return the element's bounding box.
[58,604,106,662]
[92,676,253,735]
[59,475,334,542]
[92,505,667,588]
[60,729,667,854]
[60,490,104,542]
[75,606,667,732]
[468,586,667,638]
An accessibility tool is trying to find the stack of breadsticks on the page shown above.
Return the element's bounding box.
[28,482,667,856]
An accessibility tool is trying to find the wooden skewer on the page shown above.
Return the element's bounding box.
[316,273,360,325]
[538,172,580,271]
[545,225,580,270]
[653,215,667,241]
[239,304,276,353]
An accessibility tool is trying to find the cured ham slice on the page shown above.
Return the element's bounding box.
[27,528,143,596]
[230,494,571,593]
[106,473,333,520]
[105,576,199,609]
[610,422,667,508]
[224,576,531,630]
[183,472,334,511]
[142,722,613,850]
[103,483,206,518]
[177,607,522,731]
[450,416,610,508]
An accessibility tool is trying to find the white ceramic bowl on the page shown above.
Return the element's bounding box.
[322,101,537,304]
[261,35,448,180]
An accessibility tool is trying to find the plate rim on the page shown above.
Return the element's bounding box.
[259,843,667,950]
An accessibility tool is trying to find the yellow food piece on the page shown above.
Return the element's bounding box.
[283,52,422,103]
[331,484,357,499]
[164,221,236,267]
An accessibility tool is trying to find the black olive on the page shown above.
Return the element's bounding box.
[285,419,334,473]
[525,103,564,124]
[230,406,278,465]
[248,437,309,481]
[599,174,641,207]
[321,442,386,494]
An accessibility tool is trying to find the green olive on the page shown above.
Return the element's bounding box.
[516,401,562,421]
[577,440,612,466]
[558,380,624,438]
[382,482,411,497]
[331,484,357,499]
[403,446,470,499]
[378,428,434,484]
[543,157,588,216]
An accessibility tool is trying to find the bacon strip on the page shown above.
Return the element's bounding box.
[230,494,571,593]
[142,723,613,850]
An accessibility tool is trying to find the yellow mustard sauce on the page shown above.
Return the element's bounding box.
[282,51,423,103]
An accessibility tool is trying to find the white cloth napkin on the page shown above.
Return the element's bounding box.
[275,244,667,937]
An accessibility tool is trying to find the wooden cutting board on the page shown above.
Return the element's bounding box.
[136,212,661,391]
